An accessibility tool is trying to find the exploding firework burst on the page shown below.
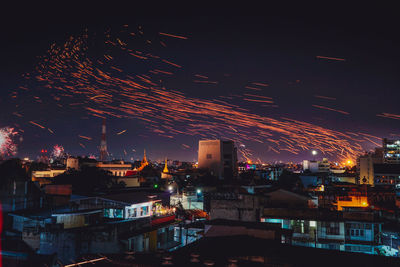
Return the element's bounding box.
[0,127,18,157]
[51,144,65,159]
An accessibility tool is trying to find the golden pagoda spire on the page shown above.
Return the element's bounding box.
[138,149,149,171]
[142,149,147,163]
[163,158,169,173]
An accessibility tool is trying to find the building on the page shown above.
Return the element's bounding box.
[264,188,314,208]
[0,159,44,213]
[32,169,66,185]
[96,161,132,176]
[66,157,79,170]
[170,188,204,210]
[357,138,400,186]
[71,191,173,220]
[205,191,265,222]
[383,138,400,164]
[198,139,237,179]
[303,158,330,173]
[161,158,172,179]
[261,216,382,255]
[357,148,384,185]
[204,219,292,242]
[81,234,400,266]
[336,195,369,211]
[373,163,400,187]
[7,189,177,264]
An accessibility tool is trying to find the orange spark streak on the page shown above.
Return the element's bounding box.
[78,135,92,140]
[29,121,45,129]
[312,105,350,115]
[314,95,337,100]
[316,56,346,61]
[117,129,127,135]
[252,82,269,87]
[162,59,182,68]
[159,32,188,40]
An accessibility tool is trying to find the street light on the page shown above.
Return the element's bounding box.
[196,189,202,194]
[311,150,317,161]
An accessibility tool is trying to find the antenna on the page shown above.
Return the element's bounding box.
[100,119,107,161]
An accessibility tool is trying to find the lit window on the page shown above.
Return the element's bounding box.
[310,221,316,227]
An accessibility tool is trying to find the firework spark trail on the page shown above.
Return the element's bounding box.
[78,135,92,140]
[17,30,369,161]
[312,105,350,115]
[159,32,188,40]
[316,56,346,61]
[314,95,337,101]
[377,113,400,120]
[117,129,127,135]
[29,121,46,129]
[0,127,18,156]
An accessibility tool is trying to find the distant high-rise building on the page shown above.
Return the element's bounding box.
[357,148,383,185]
[303,158,330,173]
[66,157,79,170]
[100,119,107,162]
[383,138,400,164]
[198,139,237,179]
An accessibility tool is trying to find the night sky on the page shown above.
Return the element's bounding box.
[1,3,399,163]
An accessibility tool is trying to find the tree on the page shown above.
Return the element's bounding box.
[140,165,160,178]
[196,172,221,187]
[278,170,303,191]
[53,166,122,193]
[28,161,49,176]
[0,158,29,189]
[239,170,256,181]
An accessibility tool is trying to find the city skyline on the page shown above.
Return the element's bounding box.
[3,4,400,265]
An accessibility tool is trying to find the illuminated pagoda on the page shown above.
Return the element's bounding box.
[161,158,172,179]
[134,149,149,172]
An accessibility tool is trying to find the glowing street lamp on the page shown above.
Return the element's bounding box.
[311,150,317,160]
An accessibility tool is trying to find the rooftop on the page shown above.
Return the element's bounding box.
[73,236,400,266]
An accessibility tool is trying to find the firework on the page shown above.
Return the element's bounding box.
[16,28,372,162]
[0,127,18,157]
[51,144,65,159]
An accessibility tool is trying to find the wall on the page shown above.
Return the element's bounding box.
[116,177,140,187]
[170,194,203,210]
[55,214,86,229]
[205,225,276,240]
[209,194,261,222]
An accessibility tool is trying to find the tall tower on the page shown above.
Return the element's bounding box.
[198,139,237,180]
[100,119,107,162]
